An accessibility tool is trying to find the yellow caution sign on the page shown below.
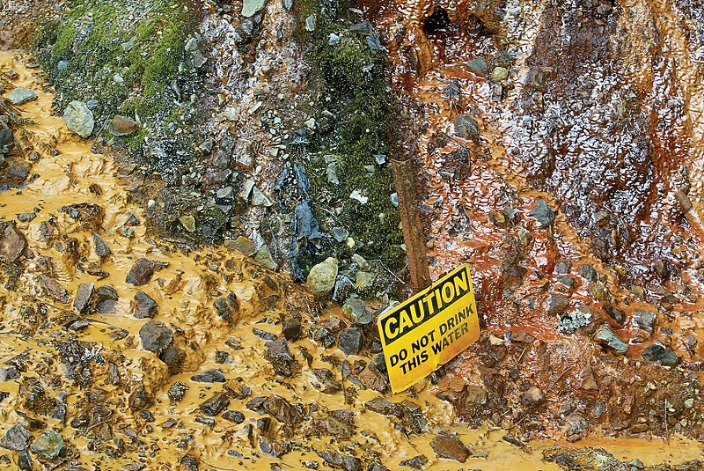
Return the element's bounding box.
[378,264,480,393]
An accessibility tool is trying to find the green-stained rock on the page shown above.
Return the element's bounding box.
[64,101,94,138]
[31,430,65,459]
[306,257,338,298]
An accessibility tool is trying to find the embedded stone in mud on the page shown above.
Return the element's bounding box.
[430,434,470,462]
[0,221,26,262]
[63,100,94,138]
[126,258,155,286]
[73,283,94,314]
[132,290,158,319]
[0,424,30,451]
[139,320,173,355]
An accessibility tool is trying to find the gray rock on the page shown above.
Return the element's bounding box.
[328,33,340,45]
[331,227,349,243]
[465,58,489,75]
[529,199,555,227]
[30,430,64,459]
[350,21,374,36]
[225,236,257,257]
[0,424,30,451]
[252,187,273,206]
[242,0,267,17]
[17,213,36,223]
[126,258,155,285]
[18,449,32,470]
[338,327,363,355]
[594,324,629,353]
[86,99,99,110]
[223,410,246,423]
[265,338,296,376]
[8,88,38,105]
[332,275,355,303]
[342,297,372,325]
[192,368,226,383]
[74,282,94,314]
[454,115,479,141]
[199,392,230,416]
[578,263,597,281]
[547,294,570,316]
[185,37,198,52]
[64,100,94,138]
[602,304,626,325]
[255,245,278,271]
[168,381,188,402]
[133,290,158,319]
[635,309,657,334]
[161,346,186,375]
[129,385,155,411]
[139,320,173,355]
[641,343,677,365]
[555,260,572,274]
[92,232,111,259]
[307,257,338,298]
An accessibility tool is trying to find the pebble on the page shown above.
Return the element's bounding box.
[63,100,95,138]
[8,88,38,105]
[0,424,30,451]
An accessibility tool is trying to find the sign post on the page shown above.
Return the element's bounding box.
[377,264,480,393]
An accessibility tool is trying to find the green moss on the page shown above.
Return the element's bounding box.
[33,0,202,162]
[294,2,404,270]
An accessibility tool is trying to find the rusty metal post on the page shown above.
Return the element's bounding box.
[392,158,431,293]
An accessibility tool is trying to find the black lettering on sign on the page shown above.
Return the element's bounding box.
[380,266,471,346]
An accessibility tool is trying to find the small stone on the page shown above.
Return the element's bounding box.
[185,37,198,52]
[305,15,316,31]
[17,213,36,223]
[108,115,138,136]
[350,21,374,35]
[339,327,364,355]
[641,343,678,365]
[126,258,155,285]
[161,346,187,375]
[252,187,273,206]
[465,58,489,75]
[242,0,267,17]
[74,283,94,314]
[265,338,296,376]
[521,386,545,406]
[225,236,257,257]
[282,317,302,341]
[254,245,277,270]
[518,227,532,246]
[64,100,94,138]
[634,309,657,334]
[0,222,26,262]
[355,271,375,291]
[491,66,509,82]
[30,430,64,459]
[529,199,555,227]
[454,115,479,140]
[223,410,245,423]
[342,297,372,325]
[139,320,173,355]
[180,215,196,232]
[8,88,38,105]
[129,385,155,412]
[0,424,30,451]
[40,275,69,303]
[199,392,230,416]
[133,290,158,319]
[578,263,598,281]
[594,324,629,353]
[350,190,368,204]
[92,232,111,259]
[602,304,626,325]
[307,257,338,298]
[329,33,340,45]
[555,260,573,274]
[430,434,470,462]
[331,227,349,243]
[192,369,226,383]
[399,455,428,469]
[547,294,570,315]
[168,382,188,402]
[18,449,32,470]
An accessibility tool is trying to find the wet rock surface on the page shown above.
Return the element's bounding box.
[1,0,704,468]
